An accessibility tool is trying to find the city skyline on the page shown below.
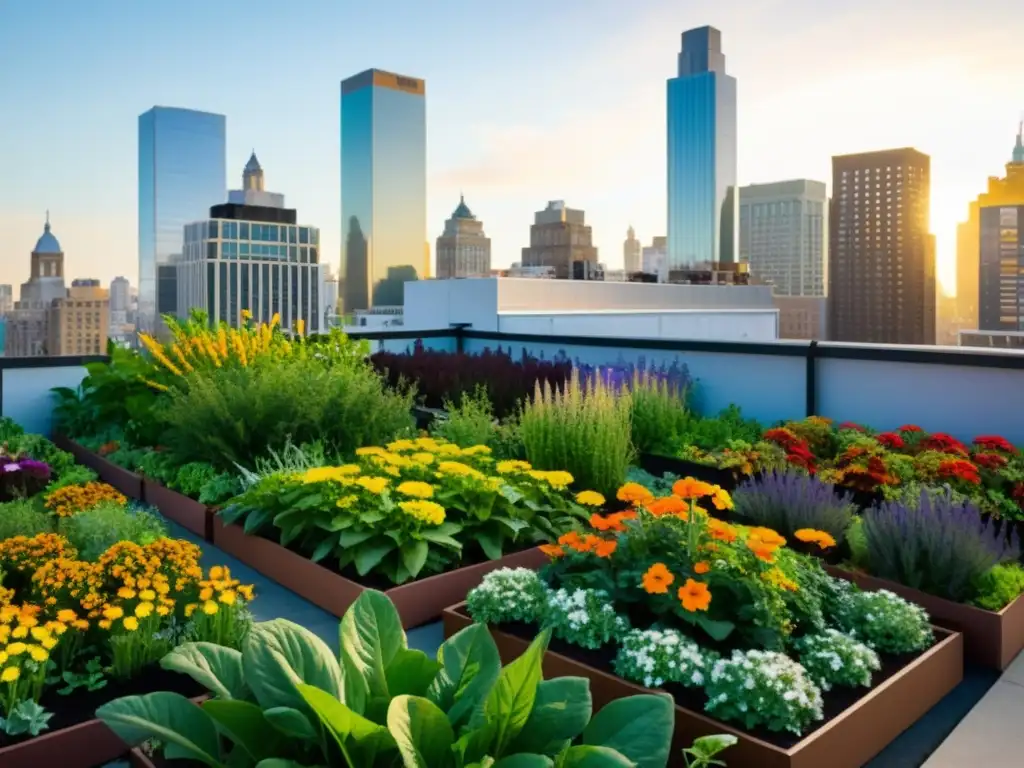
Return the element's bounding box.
[2,1,1022,295]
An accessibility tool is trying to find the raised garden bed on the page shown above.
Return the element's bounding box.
[50,435,143,500]
[143,480,213,541]
[0,668,202,768]
[443,603,963,768]
[826,566,1024,670]
[211,516,548,628]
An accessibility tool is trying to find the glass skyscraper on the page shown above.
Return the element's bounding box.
[138,107,226,333]
[340,69,426,312]
[666,26,737,268]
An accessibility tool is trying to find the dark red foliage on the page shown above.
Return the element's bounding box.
[919,432,969,456]
[972,452,1009,471]
[973,435,1018,455]
[937,459,981,485]
[875,432,905,449]
[370,342,572,419]
[898,424,923,433]
[837,421,865,432]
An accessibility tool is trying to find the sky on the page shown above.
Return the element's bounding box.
[1,0,1022,297]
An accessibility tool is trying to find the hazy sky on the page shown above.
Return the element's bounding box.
[1,0,1022,296]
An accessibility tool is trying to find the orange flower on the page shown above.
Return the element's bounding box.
[672,478,716,499]
[709,485,733,511]
[590,513,627,532]
[609,510,637,526]
[558,531,583,551]
[794,529,837,550]
[579,535,602,553]
[693,561,711,575]
[678,579,712,612]
[645,496,689,518]
[539,544,564,558]
[617,483,654,506]
[642,563,674,594]
[707,518,738,544]
[748,527,787,548]
[594,539,617,558]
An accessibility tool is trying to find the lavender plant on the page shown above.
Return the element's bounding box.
[733,470,856,545]
[862,490,1020,603]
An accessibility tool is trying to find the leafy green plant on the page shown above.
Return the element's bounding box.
[136,450,180,485]
[97,589,676,767]
[58,500,168,560]
[678,406,763,451]
[43,464,99,494]
[629,370,690,456]
[53,657,107,696]
[972,562,1024,611]
[0,700,53,737]
[433,386,499,447]
[0,498,52,540]
[682,734,737,767]
[175,461,244,505]
[520,372,634,496]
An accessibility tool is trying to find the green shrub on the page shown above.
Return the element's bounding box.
[630,370,689,455]
[679,405,763,450]
[973,562,1024,611]
[43,465,98,494]
[433,386,498,448]
[173,462,241,505]
[0,498,51,540]
[520,372,634,496]
[136,451,179,484]
[59,501,168,560]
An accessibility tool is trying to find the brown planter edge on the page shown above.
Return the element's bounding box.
[143,480,214,541]
[129,747,158,768]
[212,516,548,629]
[0,695,206,768]
[826,565,1024,670]
[51,435,143,501]
[443,603,963,768]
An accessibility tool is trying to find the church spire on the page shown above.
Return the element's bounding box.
[1013,119,1024,165]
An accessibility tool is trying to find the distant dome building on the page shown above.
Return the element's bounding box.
[435,195,491,279]
[6,213,69,357]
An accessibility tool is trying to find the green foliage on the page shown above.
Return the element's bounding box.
[972,562,1024,611]
[97,590,676,767]
[682,734,737,768]
[137,451,180,485]
[1,432,78,481]
[625,467,679,497]
[106,443,150,472]
[520,373,634,497]
[59,500,168,561]
[174,462,242,505]
[834,589,933,655]
[53,657,107,696]
[44,464,99,494]
[677,406,763,451]
[629,371,689,456]
[0,417,25,444]
[0,497,52,540]
[0,699,53,737]
[159,353,415,471]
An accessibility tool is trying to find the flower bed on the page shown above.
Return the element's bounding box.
[50,436,142,500]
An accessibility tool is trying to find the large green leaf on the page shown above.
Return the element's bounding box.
[387,695,455,768]
[263,707,317,740]
[400,540,429,578]
[161,642,250,701]
[354,539,397,575]
[477,530,504,560]
[483,630,550,757]
[385,648,442,697]
[254,761,309,768]
[243,620,344,713]
[202,699,286,761]
[427,623,501,727]
[558,745,635,767]
[339,590,406,715]
[96,692,223,767]
[452,723,497,766]
[493,756,553,768]
[297,683,395,767]
[582,694,673,768]
[507,677,592,756]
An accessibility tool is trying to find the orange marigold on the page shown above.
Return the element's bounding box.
[693,561,711,575]
[678,579,712,612]
[645,496,689,518]
[707,518,738,544]
[641,563,674,594]
[539,544,564,559]
[616,483,654,506]
[594,539,617,558]
[672,478,716,499]
[44,482,127,518]
[794,528,838,550]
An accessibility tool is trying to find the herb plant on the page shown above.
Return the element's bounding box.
[58,501,168,560]
[733,470,856,546]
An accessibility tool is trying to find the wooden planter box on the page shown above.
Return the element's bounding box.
[443,604,962,768]
[50,435,143,500]
[143,480,214,541]
[826,566,1024,670]
[212,517,549,629]
[129,747,157,768]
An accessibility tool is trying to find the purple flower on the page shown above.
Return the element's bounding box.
[3,463,20,473]
[18,459,51,480]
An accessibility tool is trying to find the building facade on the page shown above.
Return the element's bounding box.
[623,226,641,273]
[7,215,68,357]
[739,180,827,297]
[642,236,668,282]
[48,279,109,356]
[667,25,737,268]
[340,69,426,312]
[520,200,598,279]
[0,285,13,316]
[774,295,827,340]
[178,157,322,332]
[829,148,935,345]
[436,196,491,278]
[138,107,226,333]
[979,204,1024,331]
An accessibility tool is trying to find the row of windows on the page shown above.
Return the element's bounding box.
[185,221,320,246]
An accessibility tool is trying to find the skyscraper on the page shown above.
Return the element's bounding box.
[436,196,491,278]
[666,26,737,269]
[739,180,828,297]
[520,201,598,279]
[829,148,935,344]
[340,69,426,312]
[138,107,226,333]
[623,226,641,273]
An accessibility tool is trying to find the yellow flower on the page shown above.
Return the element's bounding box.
[11,626,27,639]
[29,646,48,663]
[41,636,57,650]
[123,617,139,631]
[295,318,305,336]
[462,445,492,456]
[56,609,78,623]
[135,602,154,618]
[411,452,435,465]
[117,587,136,599]
[398,500,446,526]
[203,601,219,615]
[1,667,20,683]
[496,460,532,474]
[199,587,214,601]
[336,495,358,509]
[29,627,49,642]
[356,446,388,457]
[437,444,462,456]
[103,606,124,621]
[138,589,157,601]
[396,481,435,499]
[301,466,359,484]
[157,605,171,616]
[98,619,112,630]
[531,470,574,489]
[184,603,199,618]
[6,642,27,656]
[238,585,255,601]
[0,652,6,665]
[386,439,418,452]
[575,490,606,507]
[437,461,484,479]
[356,476,389,494]
[219,590,237,605]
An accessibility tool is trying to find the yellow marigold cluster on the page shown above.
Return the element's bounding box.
[0,534,77,577]
[98,538,203,596]
[31,557,104,613]
[0,603,60,686]
[44,482,127,518]
[183,565,255,619]
[300,465,361,484]
[398,500,446,526]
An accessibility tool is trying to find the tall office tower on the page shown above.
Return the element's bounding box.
[739,180,828,297]
[178,156,321,333]
[623,226,641,273]
[340,69,426,312]
[960,124,1024,333]
[520,200,598,279]
[642,236,669,282]
[0,285,13,315]
[829,148,935,344]
[110,276,131,315]
[667,26,738,269]
[138,107,226,334]
[49,279,109,356]
[6,214,67,357]
[436,196,492,278]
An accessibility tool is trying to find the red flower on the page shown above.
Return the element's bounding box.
[785,442,816,473]
[898,424,923,433]
[920,433,969,456]
[876,432,905,449]
[936,459,981,485]
[837,421,865,432]
[764,428,802,450]
[973,452,1009,471]
[973,435,1018,455]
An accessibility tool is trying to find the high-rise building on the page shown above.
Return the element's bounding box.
[979,204,1024,331]
[110,276,131,315]
[0,285,13,315]
[739,180,828,297]
[436,196,491,278]
[340,69,426,312]
[666,25,737,269]
[520,200,598,279]
[138,107,226,333]
[828,148,935,344]
[108,276,133,343]
[177,155,322,333]
[959,124,1024,334]
[623,226,641,273]
[6,214,68,357]
[642,236,668,282]
[49,279,109,356]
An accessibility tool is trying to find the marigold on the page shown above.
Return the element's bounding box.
[707,518,738,543]
[396,481,435,499]
[672,478,716,499]
[398,500,446,526]
[539,544,564,558]
[438,461,484,479]
[1,667,20,682]
[356,476,390,494]
[575,490,606,507]
[594,540,617,558]
[794,528,837,550]
[641,563,674,594]
[645,496,689,518]
[496,460,532,474]
[693,561,711,575]
[616,482,654,505]
[678,579,712,612]
[45,482,127,517]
